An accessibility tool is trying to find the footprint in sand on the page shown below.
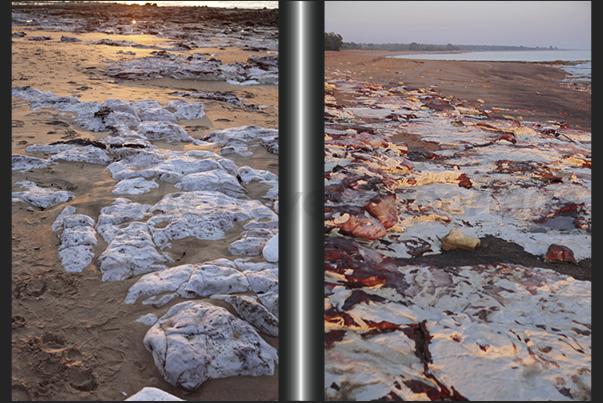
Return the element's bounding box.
[26,331,98,392]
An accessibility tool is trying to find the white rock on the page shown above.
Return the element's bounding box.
[58,245,95,273]
[103,98,139,117]
[147,191,278,248]
[212,294,278,336]
[262,233,278,262]
[52,207,97,273]
[125,259,250,305]
[47,144,111,165]
[12,180,74,210]
[235,259,278,272]
[134,100,162,111]
[143,301,278,391]
[125,387,183,401]
[113,177,159,195]
[12,154,50,171]
[245,267,278,295]
[203,125,278,145]
[139,107,178,123]
[97,221,168,281]
[108,149,238,184]
[228,228,275,257]
[236,166,278,185]
[138,121,194,143]
[58,225,97,250]
[52,206,77,231]
[257,291,279,319]
[165,99,205,120]
[135,313,158,326]
[175,169,247,198]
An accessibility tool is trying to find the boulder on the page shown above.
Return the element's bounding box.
[544,244,577,264]
[441,229,481,251]
[212,294,278,336]
[126,387,183,401]
[143,301,278,392]
[52,207,97,272]
[262,233,279,262]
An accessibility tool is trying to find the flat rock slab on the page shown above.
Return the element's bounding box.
[12,87,202,142]
[143,301,278,392]
[25,143,112,165]
[13,180,74,210]
[104,53,278,85]
[147,191,278,248]
[125,259,250,305]
[52,206,97,273]
[106,148,238,185]
[323,79,591,262]
[12,154,51,171]
[324,237,591,401]
[199,125,279,156]
[175,168,247,198]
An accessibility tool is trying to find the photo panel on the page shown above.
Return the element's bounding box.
[11,1,284,401]
[323,1,591,401]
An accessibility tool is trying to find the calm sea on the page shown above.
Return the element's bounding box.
[92,1,277,9]
[388,49,591,62]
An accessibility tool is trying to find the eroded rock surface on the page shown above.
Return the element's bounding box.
[143,301,278,392]
[12,180,75,210]
[52,206,97,273]
[323,76,591,400]
[324,237,591,401]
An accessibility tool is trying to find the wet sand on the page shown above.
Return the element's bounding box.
[12,3,278,401]
[326,49,591,131]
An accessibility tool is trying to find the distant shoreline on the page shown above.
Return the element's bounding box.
[324,49,591,131]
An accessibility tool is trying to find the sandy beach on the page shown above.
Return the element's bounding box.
[12,3,278,401]
[326,49,591,131]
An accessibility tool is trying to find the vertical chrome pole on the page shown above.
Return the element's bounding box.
[279,1,324,401]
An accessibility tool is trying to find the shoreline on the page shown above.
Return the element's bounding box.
[325,49,591,131]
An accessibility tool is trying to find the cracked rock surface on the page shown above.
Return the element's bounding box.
[324,75,590,400]
[143,301,278,392]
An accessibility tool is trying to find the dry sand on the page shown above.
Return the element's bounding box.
[12,5,278,402]
[326,49,591,132]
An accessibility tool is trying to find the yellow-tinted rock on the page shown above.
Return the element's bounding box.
[441,229,480,251]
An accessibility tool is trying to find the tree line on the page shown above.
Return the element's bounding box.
[325,32,557,52]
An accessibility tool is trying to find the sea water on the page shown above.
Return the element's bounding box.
[388,49,591,62]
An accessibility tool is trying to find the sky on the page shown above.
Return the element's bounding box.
[325,1,591,50]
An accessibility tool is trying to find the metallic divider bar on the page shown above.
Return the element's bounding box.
[279,1,325,401]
